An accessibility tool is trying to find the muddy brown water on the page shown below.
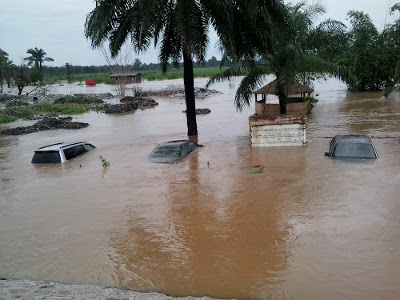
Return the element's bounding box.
[1,78,400,300]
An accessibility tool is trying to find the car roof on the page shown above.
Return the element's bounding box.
[37,142,89,151]
[157,140,192,147]
[332,135,373,144]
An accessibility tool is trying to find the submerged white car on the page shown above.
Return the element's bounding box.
[31,142,96,164]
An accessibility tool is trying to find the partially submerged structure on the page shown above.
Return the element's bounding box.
[109,73,141,84]
[254,80,313,115]
[250,80,314,147]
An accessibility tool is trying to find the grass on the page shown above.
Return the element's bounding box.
[44,67,225,84]
[0,100,93,123]
[5,100,30,107]
[0,113,18,124]
[54,95,104,105]
[45,73,112,84]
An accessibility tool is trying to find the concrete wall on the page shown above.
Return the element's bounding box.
[255,100,309,116]
[249,115,307,147]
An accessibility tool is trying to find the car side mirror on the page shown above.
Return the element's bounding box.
[325,152,331,157]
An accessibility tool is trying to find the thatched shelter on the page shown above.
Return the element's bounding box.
[254,80,314,102]
[254,80,314,115]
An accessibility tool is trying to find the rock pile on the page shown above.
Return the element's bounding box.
[182,108,211,115]
[1,117,89,135]
[104,97,158,114]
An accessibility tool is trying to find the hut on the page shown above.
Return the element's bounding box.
[254,80,314,115]
[249,80,314,147]
[109,73,142,84]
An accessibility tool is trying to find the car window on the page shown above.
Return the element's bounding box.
[334,143,376,158]
[151,146,182,158]
[63,145,86,160]
[187,142,198,153]
[31,151,61,163]
[83,144,95,152]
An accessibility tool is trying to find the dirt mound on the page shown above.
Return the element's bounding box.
[1,117,89,135]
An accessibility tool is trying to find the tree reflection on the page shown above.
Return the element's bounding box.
[108,141,306,298]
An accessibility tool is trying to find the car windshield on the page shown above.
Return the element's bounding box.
[187,141,198,153]
[31,151,61,163]
[334,143,376,158]
[151,146,182,158]
[83,144,95,151]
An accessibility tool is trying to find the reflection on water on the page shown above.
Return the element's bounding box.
[1,78,400,299]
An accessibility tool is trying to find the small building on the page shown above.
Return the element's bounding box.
[254,80,314,115]
[109,73,141,84]
[250,80,314,147]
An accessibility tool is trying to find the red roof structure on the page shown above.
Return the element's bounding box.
[85,79,96,86]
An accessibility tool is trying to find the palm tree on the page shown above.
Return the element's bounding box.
[85,0,285,136]
[0,49,11,91]
[209,1,349,114]
[24,47,54,73]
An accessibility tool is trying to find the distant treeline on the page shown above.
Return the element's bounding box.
[42,56,226,77]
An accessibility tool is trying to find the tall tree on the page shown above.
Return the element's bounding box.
[382,3,400,97]
[85,0,284,136]
[13,64,29,95]
[209,1,348,114]
[0,49,12,90]
[24,47,54,74]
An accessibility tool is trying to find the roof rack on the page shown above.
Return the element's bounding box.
[39,142,64,149]
[60,142,86,149]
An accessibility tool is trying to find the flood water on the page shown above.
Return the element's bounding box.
[1,78,400,300]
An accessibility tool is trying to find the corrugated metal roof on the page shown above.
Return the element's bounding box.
[109,73,141,77]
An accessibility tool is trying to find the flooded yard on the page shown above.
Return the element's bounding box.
[0,78,400,300]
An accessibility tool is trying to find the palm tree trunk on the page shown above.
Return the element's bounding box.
[383,77,400,98]
[183,48,198,136]
[384,60,400,98]
[277,80,287,114]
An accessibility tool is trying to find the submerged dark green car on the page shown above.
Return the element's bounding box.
[325,135,377,159]
[148,140,201,164]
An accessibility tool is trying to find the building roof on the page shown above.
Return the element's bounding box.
[109,73,141,77]
[254,80,314,95]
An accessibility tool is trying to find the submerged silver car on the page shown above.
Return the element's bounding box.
[148,140,201,163]
[325,135,377,159]
[32,142,96,163]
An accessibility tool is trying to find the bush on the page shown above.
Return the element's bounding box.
[54,95,104,105]
[5,100,30,107]
[0,113,18,124]
[306,96,319,114]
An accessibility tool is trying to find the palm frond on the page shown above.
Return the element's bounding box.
[206,65,248,87]
[235,65,268,111]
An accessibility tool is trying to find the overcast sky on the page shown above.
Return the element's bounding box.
[0,0,397,67]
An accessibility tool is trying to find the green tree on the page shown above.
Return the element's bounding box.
[133,59,142,70]
[340,11,380,90]
[13,64,29,95]
[85,0,284,136]
[65,63,72,81]
[209,1,348,114]
[24,47,54,74]
[29,67,43,83]
[382,3,400,97]
[0,49,13,91]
